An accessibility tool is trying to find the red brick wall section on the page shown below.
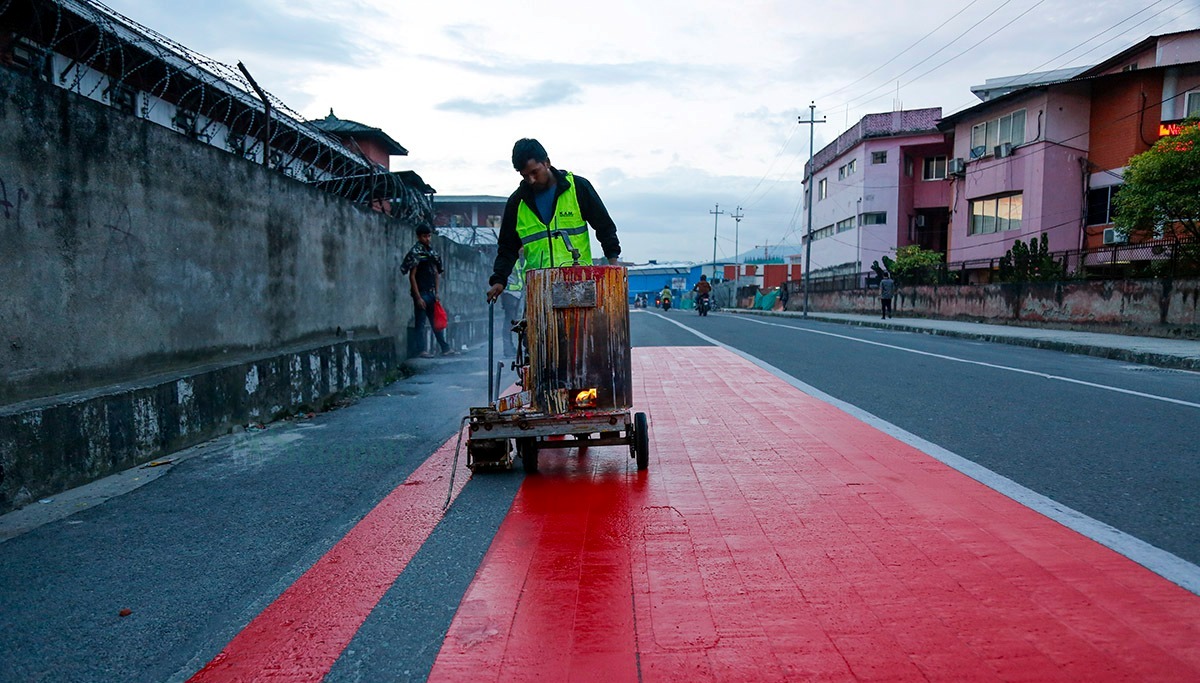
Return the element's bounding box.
[1088,72,1162,171]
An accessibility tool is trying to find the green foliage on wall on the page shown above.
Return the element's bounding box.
[997,234,1066,282]
[1113,117,1200,244]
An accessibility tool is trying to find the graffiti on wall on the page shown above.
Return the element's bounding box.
[0,176,30,221]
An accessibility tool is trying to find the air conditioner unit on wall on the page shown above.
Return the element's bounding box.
[947,158,966,176]
[995,142,1014,158]
[1102,228,1128,245]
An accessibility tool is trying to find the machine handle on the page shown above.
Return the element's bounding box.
[553,230,581,265]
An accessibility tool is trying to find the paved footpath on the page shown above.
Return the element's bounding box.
[195,347,1200,681]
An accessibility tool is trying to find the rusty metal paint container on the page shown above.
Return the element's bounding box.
[524,266,631,415]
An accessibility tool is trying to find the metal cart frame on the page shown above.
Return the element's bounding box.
[466,262,649,474]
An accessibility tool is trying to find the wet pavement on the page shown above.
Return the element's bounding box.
[5,343,1198,681]
[730,310,1200,371]
[429,348,1199,681]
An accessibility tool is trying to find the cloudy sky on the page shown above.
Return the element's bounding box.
[100,0,1197,264]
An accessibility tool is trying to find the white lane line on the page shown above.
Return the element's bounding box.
[647,311,1200,596]
[723,315,1200,409]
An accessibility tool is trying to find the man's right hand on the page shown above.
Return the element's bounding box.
[486,282,505,303]
[413,294,426,309]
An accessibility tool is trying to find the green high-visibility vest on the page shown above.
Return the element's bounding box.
[507,255,526,292]
[516,173,592,269]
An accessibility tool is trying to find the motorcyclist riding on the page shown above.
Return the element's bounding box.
[660,285,673,312]
[692,275,712,316]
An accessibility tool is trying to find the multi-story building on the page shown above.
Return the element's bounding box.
[432,196,507,247]
[1077,30,1200,250]
[936,29,1200,276]
[801,108,952,278]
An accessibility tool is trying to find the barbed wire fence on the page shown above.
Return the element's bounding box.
[1,0,433,226]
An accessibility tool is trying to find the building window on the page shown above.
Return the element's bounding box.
[970,109,1026,159]
[871,151,888,164]
[905,155,914,177]
[818,178,828,200]
[847,159,857,175]
[804,224,835,242]
[836,217,855,233]
[861,212,887,225]
[1122,63,1138,72]
[838,165,846,180]
[1186,91,1200,118]
[969,193,1023,235]
[922,156,946,181]
[1087,185,1120,226]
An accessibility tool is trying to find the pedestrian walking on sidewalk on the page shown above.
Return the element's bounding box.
[879,272,895,319]
[779,283,790,310]
[486,138,622,303]
[402,224,456,357]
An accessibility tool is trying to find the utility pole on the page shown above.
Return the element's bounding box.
[856,196,862,285]
[730,206,744,296]
[799,101,826,319]
[710,203,724,281]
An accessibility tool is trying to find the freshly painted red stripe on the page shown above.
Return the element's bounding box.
[189,431,471,682]
[430,347,1200,682]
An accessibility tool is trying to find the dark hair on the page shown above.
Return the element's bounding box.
[512,138,549,170]
[416,224,433,235]
[699,274,707,281]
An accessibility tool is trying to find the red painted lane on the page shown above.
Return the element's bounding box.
[189,431,471,682]
[430,347,1200,682]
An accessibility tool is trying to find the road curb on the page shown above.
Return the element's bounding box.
[726,309,1200,372]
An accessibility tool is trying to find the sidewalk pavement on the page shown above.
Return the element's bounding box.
[730,309,1200,371]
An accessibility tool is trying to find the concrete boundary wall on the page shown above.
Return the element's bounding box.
[0,69,491,512]
[791,278,1200,339]
[0,337,394,513]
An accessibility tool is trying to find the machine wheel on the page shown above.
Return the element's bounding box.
[518,438,538,474]
[634,412,649,471]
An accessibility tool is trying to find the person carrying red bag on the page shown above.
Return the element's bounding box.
[401,224,457,358]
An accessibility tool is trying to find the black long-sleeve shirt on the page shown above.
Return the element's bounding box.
[489,168,621,286]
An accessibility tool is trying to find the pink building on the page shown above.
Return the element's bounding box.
[801,108,953,278]
[936,29,1200,276]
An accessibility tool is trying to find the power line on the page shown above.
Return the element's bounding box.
[839,0,1051,113]
[828,0,1021,112]
[943,0,1190,117]
[815,0,987,102]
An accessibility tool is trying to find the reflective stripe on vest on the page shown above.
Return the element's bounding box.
[515,173,592,269]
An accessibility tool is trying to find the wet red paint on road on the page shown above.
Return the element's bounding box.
[430,347,1200,681]
[189,433,471,682]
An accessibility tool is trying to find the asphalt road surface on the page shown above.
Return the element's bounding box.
[633,308,1200,567]
[1,311,1196,682]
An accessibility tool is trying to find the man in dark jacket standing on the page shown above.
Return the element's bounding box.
[486,138,621,302]
[879,272,896,319]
